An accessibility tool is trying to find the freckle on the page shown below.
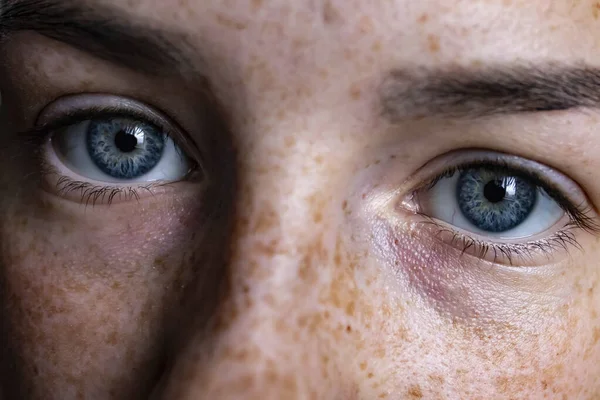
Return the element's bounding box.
[297,255,318,283]
[252,206,279,234]
[368,372,374,379]
[284,136,296,148]
[593,327,600,345]
[407,385,423,398]
[276,109,286,121]
[593,2,600,19]
[322,0,342,24]
[318,68,329,78]
[349,84,362,100]
[313,211,323,223]
[215,13,248,30]
[360,361,368,370]
[417,13,429,24]
[371,41,382,52]
[346,325,352,333]
[251,0,263,11]
[358,15,374,33]
[427,34,440,53]
[106,331,118,345]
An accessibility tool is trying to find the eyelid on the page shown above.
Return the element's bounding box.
[35,93,203,168]
[396,149,593,218]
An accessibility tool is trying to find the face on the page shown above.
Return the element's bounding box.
[1,0,600,398]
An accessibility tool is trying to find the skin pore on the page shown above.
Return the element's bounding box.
[1,0,600,398]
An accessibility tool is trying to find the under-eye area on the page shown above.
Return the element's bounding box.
[396,150,600,266]
[29,94,201,205]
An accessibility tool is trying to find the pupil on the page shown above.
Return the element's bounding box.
[114,130,138,153]
[483,179,506,203]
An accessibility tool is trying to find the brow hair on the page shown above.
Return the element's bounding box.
[381,64,600,120]
[0,0,188,75]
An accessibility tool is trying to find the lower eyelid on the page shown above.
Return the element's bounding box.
[38,145,189,206]
[402,212,578,266]
[371,217,572,328]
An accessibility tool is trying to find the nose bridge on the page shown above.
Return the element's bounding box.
[159,157,348,399]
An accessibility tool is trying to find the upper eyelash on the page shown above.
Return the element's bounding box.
[17,106,175,156]
[410,160,600,265]
[18,107,189,205]
[420,160,600,234]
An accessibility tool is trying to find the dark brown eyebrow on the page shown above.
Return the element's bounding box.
[381,65,600,120]
[0,0,189,75]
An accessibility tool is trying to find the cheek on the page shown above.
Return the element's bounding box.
[366,217,600,397]
[0,191,217,397]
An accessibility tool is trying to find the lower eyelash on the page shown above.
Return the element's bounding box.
[37,158,158,206]
[421,217,582,266]
[55,175,154,206]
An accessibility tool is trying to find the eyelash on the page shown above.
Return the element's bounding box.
[21,107,189,206]
[414,161,600,264]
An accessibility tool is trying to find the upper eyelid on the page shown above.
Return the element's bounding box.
[37,94,178,132]
[403,150,600,235]
[33,93,203,166]
[400,149,590,205]
[390,149,600,231]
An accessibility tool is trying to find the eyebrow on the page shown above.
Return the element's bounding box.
[0,0,186,75]
[381,65,600,120]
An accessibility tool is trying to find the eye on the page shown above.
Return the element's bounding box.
[53,117,190,183]
[421,166,564,239]
[34,94,199,204]
[404,150,599,264]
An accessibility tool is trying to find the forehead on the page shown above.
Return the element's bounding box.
[99,0,600,67]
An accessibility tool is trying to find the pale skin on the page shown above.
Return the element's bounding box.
[1,0,600,399]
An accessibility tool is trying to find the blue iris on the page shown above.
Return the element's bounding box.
[457,169,537,233]
[87,118,165,179]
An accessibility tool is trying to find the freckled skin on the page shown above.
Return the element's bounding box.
[1,0,600,399]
